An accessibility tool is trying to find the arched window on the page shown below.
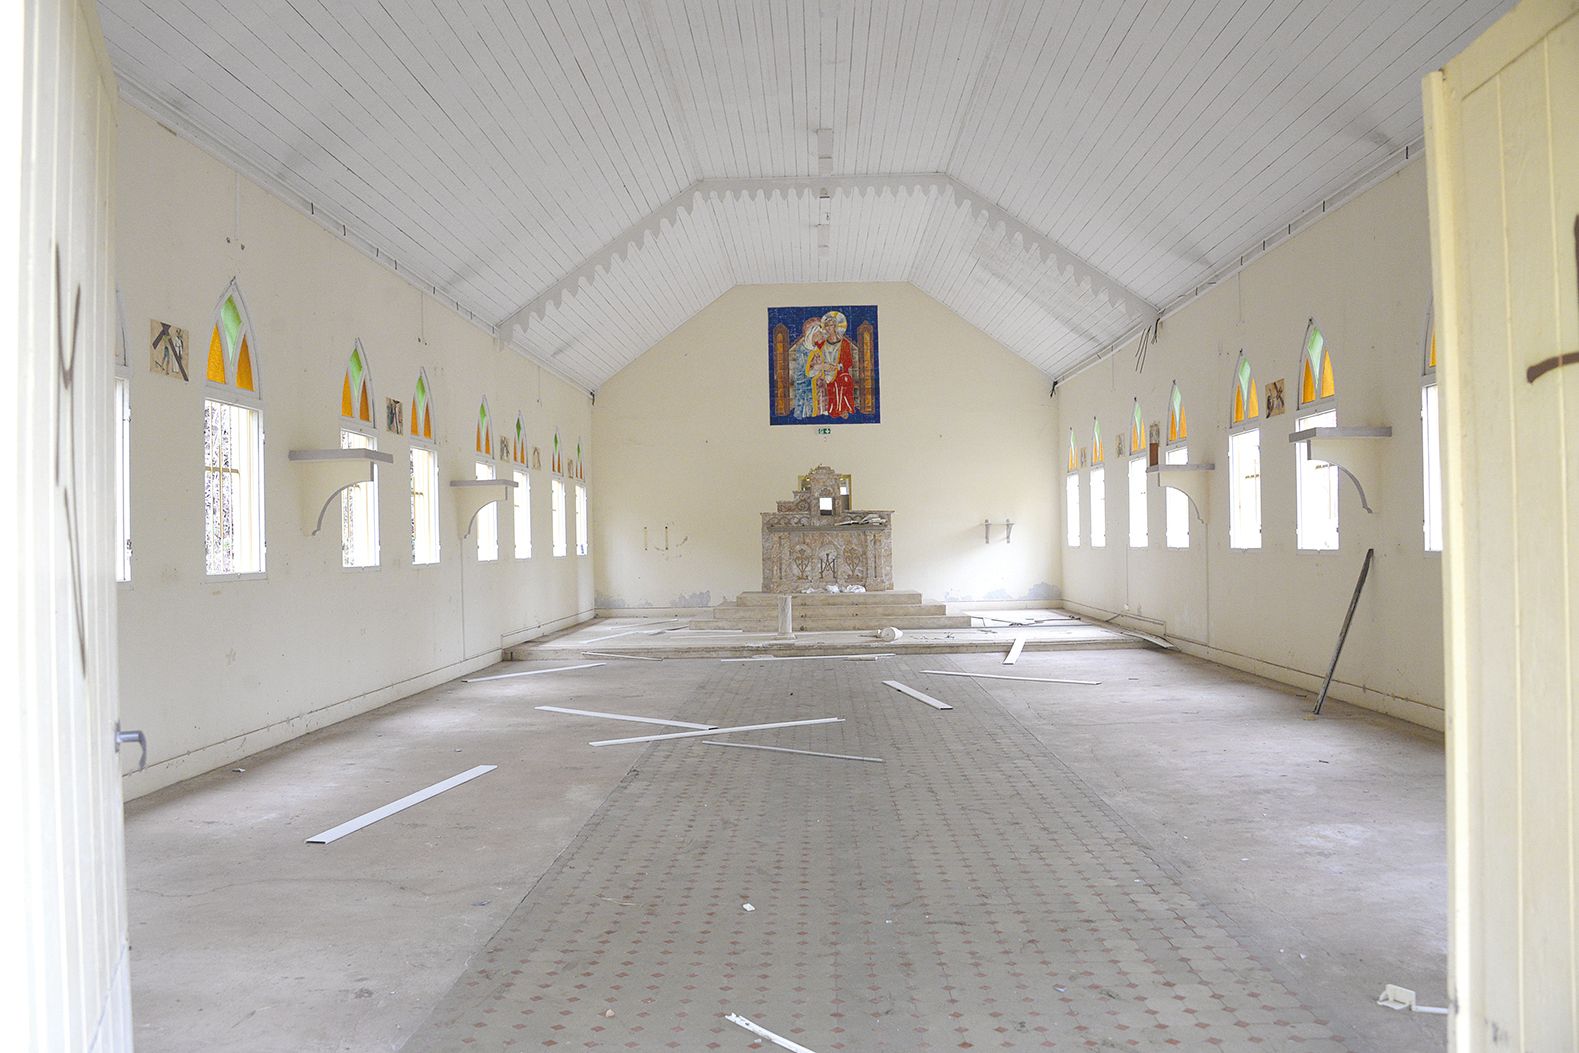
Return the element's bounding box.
[1295,319,1339,550]
[412,370,434,441]
[1130,400,1144,455]
[410,370,439,565]
[1422,300,1442,551]
[341,342,374,425]
[475,398,493,455]
[203,281,265,576]
[511,413,532,559]
[1299,319,1336,406]
[1067,429,1078,472]
[1231,354,1259,427]
[338,343,379,568]
[474,398,498,561]
[552,432,563,475]
[1128,399,1147,548]
[575,439,585,482]
[1164,383,1189,548]
[1228,353,1262,550]
[1089,418,1106,548]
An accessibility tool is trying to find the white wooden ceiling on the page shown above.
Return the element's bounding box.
[100,0,1511,388]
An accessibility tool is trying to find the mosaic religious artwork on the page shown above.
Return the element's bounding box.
[761,466,893,592]
[767,305,880,425]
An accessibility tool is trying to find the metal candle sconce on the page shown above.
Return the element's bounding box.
[983,518,1014,544]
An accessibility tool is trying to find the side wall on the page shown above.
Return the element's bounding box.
[115,103,594,798]
[593,283,1059,610]
[1054,161,1444,727]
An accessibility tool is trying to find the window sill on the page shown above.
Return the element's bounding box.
[204,571,268,583]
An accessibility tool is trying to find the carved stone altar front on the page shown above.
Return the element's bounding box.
[761,466,894,592]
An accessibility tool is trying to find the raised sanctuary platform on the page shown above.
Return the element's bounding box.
[688,590,973,632]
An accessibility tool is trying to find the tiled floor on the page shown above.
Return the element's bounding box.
[402,655,1353,1051]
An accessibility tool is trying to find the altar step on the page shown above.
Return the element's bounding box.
[690,591,973,631]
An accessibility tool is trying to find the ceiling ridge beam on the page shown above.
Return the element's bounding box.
[499,172,1156,346]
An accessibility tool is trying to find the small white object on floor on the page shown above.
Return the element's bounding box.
[306,765,496,844]
[536,705,715,730]
[883,680,953,711]
[581,650,663,661]
[587,717,845,748]
[1004,634,1027,665]
[724,1013,822,1053]
[463,662,604,683]
[703,741,884,763]
[742,903,755,912]
[1377,984,1449,1014]
[875,626,902,642]
[720,653,897,663]
[231,768,245,773]
[921,669,1101,686]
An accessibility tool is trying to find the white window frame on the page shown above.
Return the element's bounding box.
[1127,456,1148,548]
[1164,445,1189,548]
[575,483,589,556]
[410,444,440,566]
[113,375,132,582]
[1089,466,1105,548]
[475,460,499,562]
[1421,303,1442,554]
[551,478,567,558]
[1065,473,1080,548]
[339,427,380,569]
[1228,428,1262,550]
[1295,408,1340,551]
[203,397,266,578]
[513,469,532,559]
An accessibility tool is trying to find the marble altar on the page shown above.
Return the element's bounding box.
[761,466,894,592]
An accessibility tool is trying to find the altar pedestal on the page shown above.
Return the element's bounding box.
[760,466,894,593]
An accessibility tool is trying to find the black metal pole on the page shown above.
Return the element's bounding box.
[1313,547,1374,716]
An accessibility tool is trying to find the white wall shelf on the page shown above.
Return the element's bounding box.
[1287,426,1392,513]
[1146,463,1215,523]
[450,477,518,538]
[289,448,394,536]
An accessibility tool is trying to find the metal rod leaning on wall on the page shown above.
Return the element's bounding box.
[1313,547,1374,717]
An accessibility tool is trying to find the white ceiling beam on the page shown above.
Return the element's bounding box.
[498,172,1158,349]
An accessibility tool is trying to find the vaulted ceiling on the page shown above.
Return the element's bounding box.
[99,0,1510,390]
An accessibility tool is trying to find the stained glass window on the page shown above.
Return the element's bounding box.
[1231,353,1259,427]
[552,432,562,475]
[1092,419,1103,465]
[413,370,434,441]
[514,414,528,464]
[1067,429,1078,473]
[476,399,492,455]
[342,343,373,423]
[203,281,264,576]
[1131,400,1144,453]
[206,282,258,395]
[1299,320,1336,406]
[1167,382,1187,443]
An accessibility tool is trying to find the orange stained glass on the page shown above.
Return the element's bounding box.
[235,337,255,392]
[1429,329,1437,370]
[1131,403,1144,451]
[1168,384,1186,442]
[207,327,226,383]
[1301,359,1317,404]
[421,405,431,439]
[341,375,354,417]
[1319,353,1335,399]
[1067,430,1077,472]
[1092,420,1104,465]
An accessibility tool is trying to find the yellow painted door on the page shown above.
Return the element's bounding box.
[1424,0,1579,1048]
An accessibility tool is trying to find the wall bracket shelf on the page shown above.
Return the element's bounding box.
[450,477,518,538]
[1146,462,1215,523]
[1287,426,1392,513]
[289,448,394,536]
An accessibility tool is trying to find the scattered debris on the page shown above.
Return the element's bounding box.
[536,705,715,730]
[875,626,902,642]
[230,768,246,773]
[603,1008,615,1018]
[581,650,663,661]
[305,765,496,845]
[920,669,1100,686]
[1004,634,1027,665]
[742,903,755,912]
[1377,985,1448,1014]
[720,653,897,663]
[463,662,604,683]
[883,680,953,711]
[588,717,845,748]
[724,1012,822,1053]
[703,741,884,764]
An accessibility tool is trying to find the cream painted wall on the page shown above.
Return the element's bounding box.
[114,103,594,798]
[1054,161,1444,727]
[593,283,1059,609]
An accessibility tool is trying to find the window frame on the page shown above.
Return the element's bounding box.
[202,396,267,580]
[513,468,533,559]
[475,458,499,562]
[1065,471,1080,548]
[1127,454,1148,549]
[1089,465,1106,548]
[410,442,441,566]
[1228,353,1262,551]
[339,425,381,570]
[1421,300,1443,554]
[551,478,568,558]
[575,482,589,556]
[1295,408,1341,552]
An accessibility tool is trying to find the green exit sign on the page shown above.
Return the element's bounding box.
[816,427,832,435]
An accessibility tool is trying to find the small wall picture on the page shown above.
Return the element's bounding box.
[385,398,404,435]
[531,447,541,470]
[1147,423,1160,445]
[1079,447,1088,466]
[149,320,189,381]
[1266,378,1287,417]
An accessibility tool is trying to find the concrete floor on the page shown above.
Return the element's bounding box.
[125,629,1445,1052]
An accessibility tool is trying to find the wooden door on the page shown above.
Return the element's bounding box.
[1424,0,1579,1048]
[5,0,132,1049]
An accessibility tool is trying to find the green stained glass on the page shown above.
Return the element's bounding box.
[220,297,243,360]
[1093,420,1101,444]
[1238,356,1251,392]
[1171,384,1182,413]
[479,402,489,428]
[349,348,364,391]
[1305,323,1325,368]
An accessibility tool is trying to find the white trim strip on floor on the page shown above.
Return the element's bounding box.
[463,662,604,683]
[720,653,897,663]
[920,669,1101,686]
[882,680,953,710]
[724,1013,822,1053]
[581,650,664,661]
[306,765,496,844]
[588,717,844,748]
[703,741,883,763]
[536,706,715,730]
[1004,635,1027,665]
